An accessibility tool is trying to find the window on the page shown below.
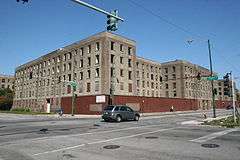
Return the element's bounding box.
[95,81,99,92]
[120,57,123,64]
[151,74,154,80]
[88,45,91,53]
[96,42,100,51]
[160,76,163,82]
[52,67,55,74]
[87,70,91,79]
[136,62,139,68]
[120,69,124,77]
[128,59,132,67]
[80,59,83,68]
[67,85,71,94]
[172,66,176,72]
[63,64,66,72]
[128,83,132,92]
[80,47,84,56]
[137,80,140,87]
[165,75,168,81]
[151,82,154,89]
[88,57,91,66]
[68,74,71,81]
[120,44,123,51]
[111,54,114,64]
[173,82,176,89]
[142,81,145,88]
[120,82,124,90]
[165,83,169,89]
[172,74,176,80]
[79,72,83,80]
[74,73,77,80]
[164,68,168,74]
[68,52,72,60]
[95,55,99,64]
[136,71,139,78]
[29,72,33,79]
[87,83,91,92]
[128,47,132,55]
[111,41,115,50]
[57,66,60,73]
[79,83,83,93]
[173,90,177,97]
[128,71,132,80]
[95,68,100,77]
[111,67,114,77]
[68,63,72,71]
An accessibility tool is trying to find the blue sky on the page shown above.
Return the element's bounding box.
[1,0,240,88]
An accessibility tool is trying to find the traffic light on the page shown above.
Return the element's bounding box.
[223,73,231,96]
[17,0,29,3]
[196,72,201,80]
[107,10,118,31]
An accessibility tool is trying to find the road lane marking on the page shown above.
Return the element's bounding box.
[33,127,174,156]
[190,128,239,143]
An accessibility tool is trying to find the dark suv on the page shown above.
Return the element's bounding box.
[102,105,140,122]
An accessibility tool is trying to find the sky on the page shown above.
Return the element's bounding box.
[1,0,240,88]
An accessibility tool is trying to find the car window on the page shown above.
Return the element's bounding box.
[114,106,120,111]
[126,107,133,112]
[104,105,114,111]
[120,106,127,111]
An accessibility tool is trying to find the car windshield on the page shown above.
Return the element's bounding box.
[104,106,114,111]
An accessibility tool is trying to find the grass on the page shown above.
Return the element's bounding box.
[204,116,240,128]
[0,108,54,115]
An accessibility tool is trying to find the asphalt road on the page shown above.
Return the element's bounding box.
[0,109,239,160]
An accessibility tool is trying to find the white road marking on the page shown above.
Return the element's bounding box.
[33,127,174,156]
[190,128,239,143]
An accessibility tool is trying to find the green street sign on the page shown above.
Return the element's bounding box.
[206,76,218,81]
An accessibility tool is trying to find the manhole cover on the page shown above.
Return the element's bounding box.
[145,136,158,139]
[38,128,48,134]
[103,145,120,149]
[201,144,220,148]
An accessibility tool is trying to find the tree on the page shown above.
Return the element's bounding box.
[0,88,14,110]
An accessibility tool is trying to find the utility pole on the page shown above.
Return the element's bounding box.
[230,72,237,123]
[207,39,216,118]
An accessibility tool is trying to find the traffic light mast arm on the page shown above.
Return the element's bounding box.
[71,0,124,21]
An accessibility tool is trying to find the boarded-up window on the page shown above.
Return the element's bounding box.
[128,83,132,92]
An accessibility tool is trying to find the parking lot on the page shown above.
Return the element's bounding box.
[0,110,239,160]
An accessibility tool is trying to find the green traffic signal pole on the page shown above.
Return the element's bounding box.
[208,39,216,118]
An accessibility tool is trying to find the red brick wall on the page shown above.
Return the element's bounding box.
[61,95,199,114]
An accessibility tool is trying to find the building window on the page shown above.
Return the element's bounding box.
[79,83,83,93]
[63,64,66,72]
[128,71,132,80]
[68,63,72,71]
[136,71,139,78]
[79,72,83,80]
[137,80,140,87]
[57,66,60,73]
[128,47,132,55]
[151,82,154,89]
[173,82,176,89]
[68,74,71,81]
[95,68,100,77]
[111,54,114,64]
[151,74,154,80]
[172,74,176,80]
[165,75,168,81]
[95,81,99,92]
[173,90,177,97]
[52,67,55,74]
[67,85,71,94]
[165,83,168,89]
[128,83,132,92]
[120,82,124,90]
[120,57,123,64]
[87,70,91,79]
[80,47,84,56]
[88,57,91,66]
[128,59,132,67]
[88,45,91,53]
[164,68,168,74]
[136,62,139,68]
[110,67,114,77]
[120,69,124,77]
[96,42,100,51]
[172,66,176,72]
[120,44,123,51]
[142,72,145,79]
[80,59,83,68]
[142,81,145,88]
[68,52,72,60]
[111,41,115,50]
[95,55,99,64]
[87,83,91,92]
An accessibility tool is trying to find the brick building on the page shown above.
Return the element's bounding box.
[0,74,14,90]
[13,32,233,114]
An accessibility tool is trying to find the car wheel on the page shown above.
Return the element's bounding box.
[116,115,122,122]
[134,115,140,121]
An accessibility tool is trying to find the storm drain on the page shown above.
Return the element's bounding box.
[103,145,120,149]
[201,144,220,148]
[145,136,158,139]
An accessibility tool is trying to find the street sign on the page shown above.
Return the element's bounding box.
[206,76,218,81]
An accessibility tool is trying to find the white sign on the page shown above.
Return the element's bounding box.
[96,95,106,103]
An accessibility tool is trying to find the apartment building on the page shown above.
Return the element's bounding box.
[13,32,136,112]
[13,31,234,113]
[0,74,14,90]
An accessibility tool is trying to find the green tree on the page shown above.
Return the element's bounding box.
[0,88,14,110]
